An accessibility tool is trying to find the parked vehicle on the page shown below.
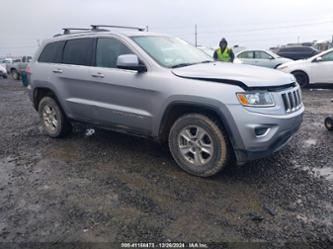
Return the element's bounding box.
[276,46,319,60]
[28,25,304,177]
[278,48,333,87]
[235,49,292,68]
[0,64,8,79]
[6,56,32,80]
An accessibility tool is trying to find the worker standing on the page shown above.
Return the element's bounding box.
[213,38,235,62]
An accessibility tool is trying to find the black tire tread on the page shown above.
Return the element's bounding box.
[168,113,230,177]
[38,96,71,138]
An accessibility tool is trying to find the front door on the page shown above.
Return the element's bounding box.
[311,51,333,84]
[88,37,155,135]
[254,51,275,68]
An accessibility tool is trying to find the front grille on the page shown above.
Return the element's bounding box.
[281,89,302,113]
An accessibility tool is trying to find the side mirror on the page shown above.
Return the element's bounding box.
[313,56,323,63]
[117,54,147,72]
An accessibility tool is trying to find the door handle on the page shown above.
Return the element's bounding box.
[52,69,63,74]
[91,73,104,78]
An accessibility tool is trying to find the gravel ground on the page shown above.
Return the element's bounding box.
[0,78,332,247]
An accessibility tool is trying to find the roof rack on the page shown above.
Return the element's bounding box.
[91,25,145,32]
[62,28,91,35]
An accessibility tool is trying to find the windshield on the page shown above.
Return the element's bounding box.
[132,36,213,68]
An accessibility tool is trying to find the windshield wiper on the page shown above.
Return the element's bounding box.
[171,60,213,68]
[171,63,196,68]
[198,60,214,64]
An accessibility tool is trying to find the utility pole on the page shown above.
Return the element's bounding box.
[146,25,149,32]
[297,36,300,44]
[195,24,198,47]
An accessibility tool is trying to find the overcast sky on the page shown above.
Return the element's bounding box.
[1,0,333,57]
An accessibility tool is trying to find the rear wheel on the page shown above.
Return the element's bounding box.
[292,71,309,88]
[168,114,230,177]
[325,117,333,131]
[38,97,71,138]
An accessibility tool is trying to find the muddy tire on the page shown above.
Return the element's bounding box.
[168,113,230,177]
[38,97,71,138]
[292,71,309,88]
[325,117,333,131]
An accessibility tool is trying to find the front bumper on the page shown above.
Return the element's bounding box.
[225,104,304,165]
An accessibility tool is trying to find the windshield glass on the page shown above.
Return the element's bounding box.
[132,36,213,68]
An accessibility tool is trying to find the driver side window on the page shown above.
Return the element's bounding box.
[96,37,132,68]
[321,51,333,62]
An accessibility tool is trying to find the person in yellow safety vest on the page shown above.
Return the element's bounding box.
[213,38,235,62]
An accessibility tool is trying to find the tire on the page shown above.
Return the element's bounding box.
[274,64,282,69]
[11,69,20,80]
[3,74,7,79]
[38,97,71,138]
[168,113,230,177]
[292,71,309,88]
[325,117,333,131]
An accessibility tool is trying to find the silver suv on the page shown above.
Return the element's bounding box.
[28,25,304,177]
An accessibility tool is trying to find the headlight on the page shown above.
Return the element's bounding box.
[277,65,288,70]
[236,92,275,107]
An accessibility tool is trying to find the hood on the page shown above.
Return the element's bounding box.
[172,62,295,89]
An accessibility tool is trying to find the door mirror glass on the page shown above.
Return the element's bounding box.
[117,54,147,72]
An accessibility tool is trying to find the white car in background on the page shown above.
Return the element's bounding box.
[0,64,8,79]
[278,48,333,87]
[235,49,292,68]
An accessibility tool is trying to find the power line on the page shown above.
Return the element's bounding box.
[151,19,333,37]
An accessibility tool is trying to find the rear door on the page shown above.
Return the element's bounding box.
[57,38,98,122]
[237,51,255,65]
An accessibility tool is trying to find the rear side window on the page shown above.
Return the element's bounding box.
[63,38,94,66]
[238,51,254,59]
[96,37,132,68]
[39,41,65,63]
[279,47,292,52]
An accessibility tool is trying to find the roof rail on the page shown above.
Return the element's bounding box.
[62,28,91,35]
[91,25,145,32]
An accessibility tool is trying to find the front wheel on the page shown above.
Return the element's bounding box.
[168,114,230,177]
[325,117,333,131]
[292,71,309,88]
[38,97,71,138]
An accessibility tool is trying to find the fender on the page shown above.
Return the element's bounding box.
[155,96,246,152]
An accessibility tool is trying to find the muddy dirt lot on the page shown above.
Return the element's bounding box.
[0,78,332,246]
